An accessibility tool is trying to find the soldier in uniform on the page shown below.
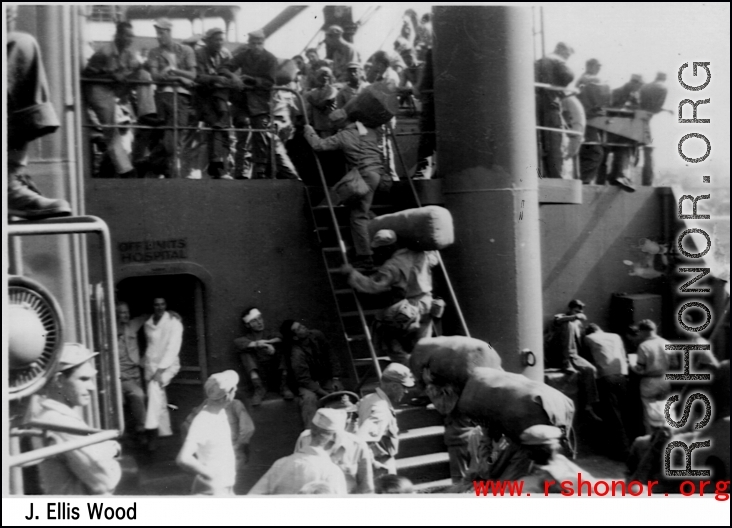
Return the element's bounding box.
[606,74,645,191]
[7,5,71,219]
[221,30,299,179]
[194,28,233,179]
[534,42,575,179]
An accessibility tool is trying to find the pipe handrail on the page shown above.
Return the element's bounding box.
[278,86,384,382]
[7,216,123,468]
[387,123,471,338]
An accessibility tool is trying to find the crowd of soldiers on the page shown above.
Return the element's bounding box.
[535,42,669,190]
[28,250,729,497]
[84,16,434,182]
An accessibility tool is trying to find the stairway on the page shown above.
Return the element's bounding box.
[395,406,452,492]
[304,184,453,491]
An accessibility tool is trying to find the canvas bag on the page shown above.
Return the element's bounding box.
[333,167,369,205]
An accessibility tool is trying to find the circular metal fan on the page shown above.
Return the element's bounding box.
[8,275,65,400]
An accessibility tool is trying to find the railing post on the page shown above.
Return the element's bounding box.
[173,87,179,178]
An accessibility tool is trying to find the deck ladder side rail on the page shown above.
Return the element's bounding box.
[284,87,385,388]
[386,124,471,338]
[304,193,389,387]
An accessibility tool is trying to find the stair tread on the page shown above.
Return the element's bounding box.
[399,425,445,441]
[412,478,454,493]
[395,452,450,470]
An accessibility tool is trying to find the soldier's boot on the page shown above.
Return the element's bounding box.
[8,176,71,220]
[251,378,267,406]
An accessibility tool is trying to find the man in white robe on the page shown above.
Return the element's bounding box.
[143,297,183,448]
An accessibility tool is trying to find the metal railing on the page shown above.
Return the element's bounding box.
[7,216,123,469]
[534,82,585,179]
[81,77,285,179]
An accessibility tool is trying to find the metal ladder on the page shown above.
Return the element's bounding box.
[304,187,393,390]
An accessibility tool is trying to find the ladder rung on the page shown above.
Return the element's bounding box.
[323,247,351,253]
[335,289,353,295]
[353,357,391,365]
[313,204,346,210]
[313,203,391,211]
[342,309,380,318]
[346,333,366,342]
[316,226,348,232]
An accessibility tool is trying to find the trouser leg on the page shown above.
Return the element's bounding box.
[144,380,165,430]
[201,96,231,174]
[598,375,631,458]
[299,388,319,429]
[417,97,435,162]
[273,135,300,180]
[579,126,603,184]
[350,170,382,256]
[133,70,157,117]
[447,446,470,484]
[538,100,564,179]
[232,109,252,179]
[570,355,599,406]
[580,144,603,183]
[250,114,271,178]
[596,149,609,185]
[85,84,133,174]
[609,146,631,183]
[149,93,171,175]
[387,335,411,366]
[641,146,654,186]
[122,379,147,432]
[153,92,194,178]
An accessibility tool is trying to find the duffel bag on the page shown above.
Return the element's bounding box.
[368,206,454,251]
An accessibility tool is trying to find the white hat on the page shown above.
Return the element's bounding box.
[382,363,415,387]
[58,343,98,372]
[311,408,347,432]
[205,370,239,400]
[153,18,174,31]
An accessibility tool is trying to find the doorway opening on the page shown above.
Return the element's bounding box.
[116,274,207,385]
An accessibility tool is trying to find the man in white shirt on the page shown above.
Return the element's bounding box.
[177,370,239,495]
[249,408,347,495]
[584,323,631,459]
[143,296,183,448]
[631,319,672,433]
[294,395,374,493]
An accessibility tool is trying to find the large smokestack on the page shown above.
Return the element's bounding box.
[434,6,544,379]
